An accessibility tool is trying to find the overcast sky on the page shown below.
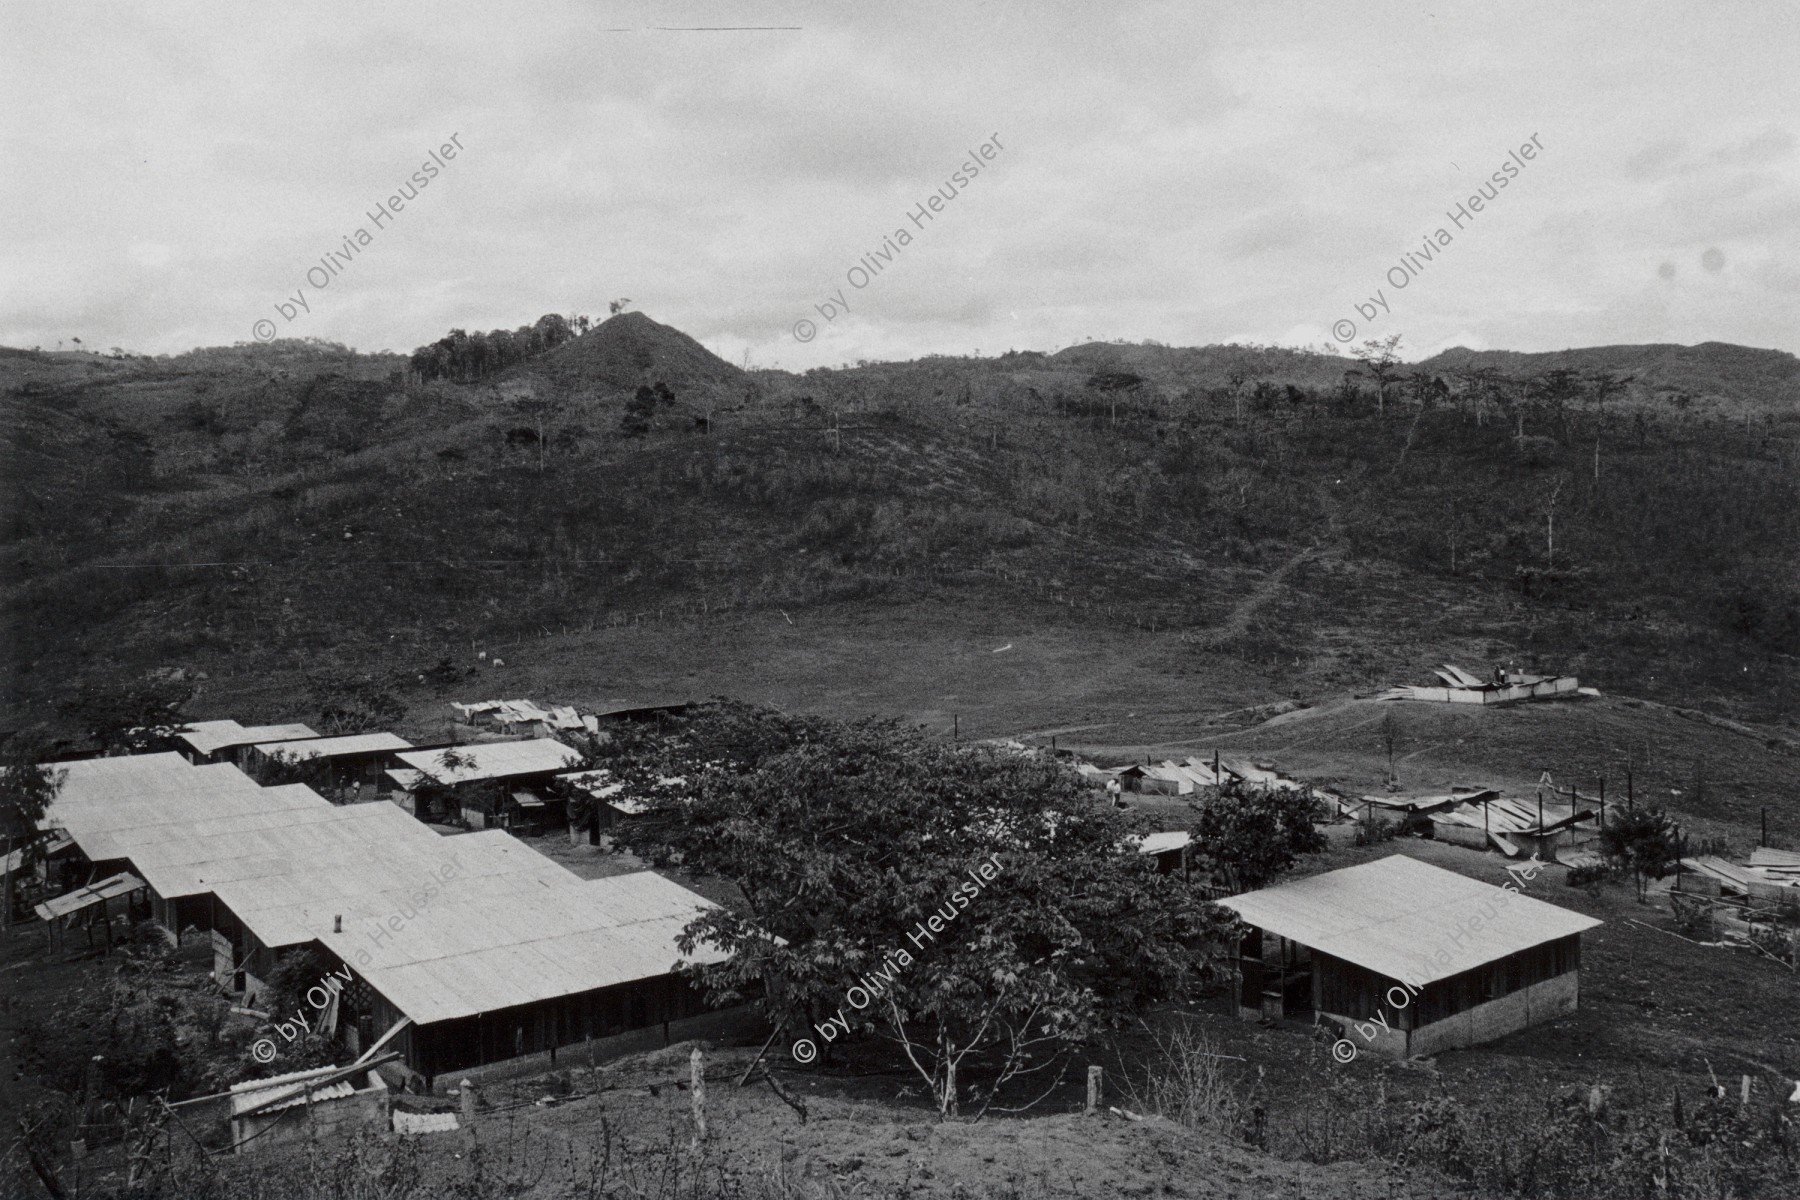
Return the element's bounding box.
[4,0,1797,367]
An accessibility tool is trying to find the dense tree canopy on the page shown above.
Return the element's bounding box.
[606,702,1241,1116]
[408,312,582,383]
[56,676,194,755]
[1188,782,1328,894]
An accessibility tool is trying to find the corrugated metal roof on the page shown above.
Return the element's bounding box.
[3,829,74,874]
[230,1064,361,1116]
[34,872,144,920]
[178,721,320,758]
[126,803,435,898]
[315,869,725,1024]
[253,733,413,760]
[1749,848,1800,872]
[1136,831,1192,855]
[39,751,718,1030]
[212,829,581,948]
[1216,854,1601,986]
[395,739,582,784]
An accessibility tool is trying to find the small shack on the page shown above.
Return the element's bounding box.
[229,1062,390,1153]
[250,732,415,799]
[1217,854,1601,1058]
[393,740,583,829]
[1134,831,1193,877]
[176,720,320,767]
[555,769,648,842]
[1117,764,1193,796]
[1378,664,1584,706]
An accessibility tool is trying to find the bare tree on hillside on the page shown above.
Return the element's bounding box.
[1349,334,1404,415]
[1378,708,1403,787]
[1583,371,1633,480]
[1543,473,1569,569]
[1087,372,1145,427]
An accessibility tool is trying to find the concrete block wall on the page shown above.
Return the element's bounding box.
[1318,1007,1408,1056]
[1407,970,1579,1059]
[233,1073,388,1154]
[420,1005,765,1094]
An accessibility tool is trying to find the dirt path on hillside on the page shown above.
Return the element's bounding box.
[1186,541,1319,649]
[1189,482,1344,652]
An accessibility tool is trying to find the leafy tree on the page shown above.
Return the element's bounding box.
[57,676,195,754]
[2,733,65,934]
[619,381,676,438]
[304,670,404,735]
[1188,783,1327,894]
[247,747,335,794]
[1598,806,1680,902]
[609,702,1239,1117]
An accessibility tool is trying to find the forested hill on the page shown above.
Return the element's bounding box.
[2,317,1796,737]
[1418,343,1800,411]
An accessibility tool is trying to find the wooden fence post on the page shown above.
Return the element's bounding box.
[459,1079,478,1126]
[690,1047,708,1145]
[1086,1065,1102,1114]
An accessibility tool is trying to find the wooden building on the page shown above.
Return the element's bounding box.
[1217,854,1601,1058]
[175,720,320,767]
[249,732,415,800]
[392,740,583,829]
[37,749,736,1088]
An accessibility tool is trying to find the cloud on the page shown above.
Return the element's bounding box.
[3,0,1797,363]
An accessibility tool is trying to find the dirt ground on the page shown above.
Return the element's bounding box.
[12,593,1799,1198]
[10,824,1794,1199]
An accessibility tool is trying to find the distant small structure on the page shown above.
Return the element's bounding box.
[1377,664,1588,706]
[451,700,592,737]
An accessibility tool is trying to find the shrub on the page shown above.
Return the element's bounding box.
[1354,810,1398,845]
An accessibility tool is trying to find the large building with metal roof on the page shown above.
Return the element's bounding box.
[36,744,731,1089]
[1216,853,1602,1058]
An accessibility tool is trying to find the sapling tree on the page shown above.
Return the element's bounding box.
[1,734,64,935]
[1598,805,1680,902]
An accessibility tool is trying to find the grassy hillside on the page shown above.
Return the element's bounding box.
[2,318,1796,753]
